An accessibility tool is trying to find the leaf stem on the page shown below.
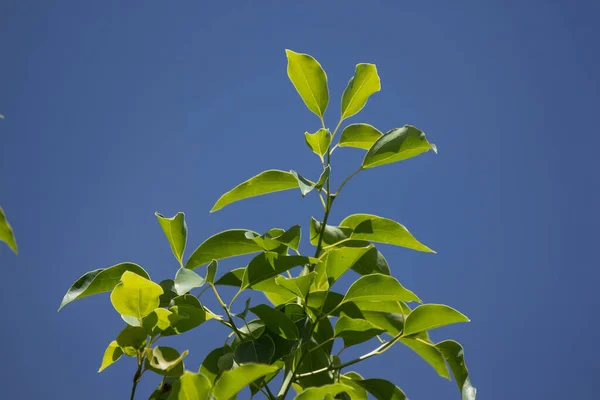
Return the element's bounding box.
[130,353,145,400]
[335,168,362,197]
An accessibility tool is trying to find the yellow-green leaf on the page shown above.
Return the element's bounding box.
[305,128,332,159]
[98,341,123,372]
[186,229,263,270]
[362,125,437,169]
[436,340,477,400]
[143,308,174,336]
[0,206,17,254]
[399,337,450,379]
[339,123,383,150]
[286,49,329,118]
[147,347,188,377]
[213,363,281,400]
[168,371,212,400]
[275,272,317,299]
[335,316,384,347]
[155,212,187,266]
[342,274,421,304]
[341,64,381,119]
[403,304,469,336]
[110,271,163,320]
[340,214,435,253]
[211,170,300,212]
[294,383,353,400]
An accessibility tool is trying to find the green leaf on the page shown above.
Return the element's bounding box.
[340,214,435,253]
[234,335,275,364]
[403,304,469,336]
[315,166,331,190]
[271,225,302,252]
[436,340,477,400]
[242,252,317,289]
[147,347,188,377]
[186,229,263,269]
[163,295,210,335]
[351,246,390,276]
[359,311,404,336]
[335,316,384,347]
[362,125,437,169]
[291,170,317,197]
[116,325,147,357]
[159,279,178,307]
[215,268,245,287]
[205,260,218,284]
[199,345,232,383]
[309,217,352,247]
[339,372,369,400]
[121,314,141,327]
[313,316,335,355]
[341,64,380,120]
[143,308,175,336]
[59,263,150,311]
[294,383,353,400]
[235,319,266,341]
[342,274,420,304]
[250,304,299,340]
[168,371,212,400]
[275,272,317,299]
[98,341,123,372]
[323,246,373,285]
[174,268,205,295]
[211,170,300,212]
[305,128,332,158]
[213,363,281,400]
[156,212,187,265]
[296,342,334,388]
[286,49,329,118]
[110,271,163,320]
[356,379,407,400]
[339,124,383,150]
[399,338,449,379]
[0,206,17,254]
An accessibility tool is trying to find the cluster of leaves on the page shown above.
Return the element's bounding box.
[59,50,476,399]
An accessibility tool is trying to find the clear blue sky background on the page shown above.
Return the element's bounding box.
[1,1,598,399]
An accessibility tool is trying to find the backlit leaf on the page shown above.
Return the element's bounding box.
[294,383,353,400]
[185,229,262,269]
[147,347,188,377]
[342,274,421,304]
[339,124,383,150]
[110,271,163,320]
[335,316,384,347]
[403,304,469,336]
[242,252,316,289]
[116,325,147,357]
[309,217,352,247]
[436,340,477,400]
[0,206,17,254]
[199,345,233,383]
[291,170,317,197]
[155,212,187,265]
[275,272,317,299]
[174,268,205,295]
[286,49,329,118]
[362,125,437,169]
[168,371,212,400]
[211,170,300,212]
[163,295,210,335]
[356,378,407,400]
[305,128,332,158]
[205,260,218,284]
[213,363,281,400]
[98,341,123,372]
[143,308,175,336]
[341,64,381,119]
[399,338,449,379]
[59,263,150,311]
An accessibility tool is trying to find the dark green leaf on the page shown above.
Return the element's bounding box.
[356,379,407,400]
[340,214,435,253]
[296,342,334,388]
[215,268,245,287]
[235,319,266,342]
[286,49,329,118]
[362,125,437,169]
[168,371,212,400]
[295,383,353,400]
[250,304,299,340]
[159,279,178,307]
[351,246,390,276]
[186,229,263,269]
[0,206,17,254]
[339,372,368,400]
[305,128,332,158]
[234,334,275,364]
[213,363,281,400]
[436,340,477,400]
[315,166,331,190]
[334,316,384,347]
[403,304,469,336]
[339,124,383,150]
[98,341,123,372]
[313,316,335,355]
[211,170,301,212]
[116,325,147,357]
[342,274,421,304]
[341,63,381,119]
[155,212,187,265]
[174,268,205,295]
[242,252,316,289]
[59,263,150,311]
[199,345,232,383]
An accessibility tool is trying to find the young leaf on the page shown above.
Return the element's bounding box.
[59,263,150,311]
[174,268,205,295]
[155,212,187,266]
[294,383,353,400]
[205,260,218,284]
[341,63,381,119]
[168,371,212,400]
[340,214,435,253]
[234,335,276,364]
[213,363,281,400]
[305,128,332,159]
[342,274,421,304]
[399,338,449,379]
[185,229,263,270]
[290,170,317,197]
[0,206,17,254]
[275,272,316,299]
[116,325,147,356]
[162,295,210,335]
[335,316,384,347]
[362,125,437,169]
[315,165,331,190]
[199,345,233,383]
[250,304,299,340]
[143,308,175,336]
[403,304,469,336]
[110,271,163,320]
[436,340,477,400]
[356,378,407,400]
[98,341,123,372]
[211,170,300,212]
[339,123,383,150]
[286,49,329,119]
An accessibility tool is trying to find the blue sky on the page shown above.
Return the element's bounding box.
[1,1,599,399]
